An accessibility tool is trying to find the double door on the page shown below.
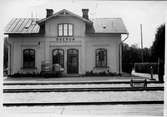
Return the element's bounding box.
[52,48,79,74]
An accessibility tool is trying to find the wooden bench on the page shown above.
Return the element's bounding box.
[130,78,147,88]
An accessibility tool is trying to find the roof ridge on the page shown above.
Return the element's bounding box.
[10,18,41,20]
[92,18,122,19]
[11,17,39,18]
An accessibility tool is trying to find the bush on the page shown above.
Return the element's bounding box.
[40,71,62,78]
[9,71,63,78]
[10,72,41,77]
[134,63,158,74]
[85,71,119,76]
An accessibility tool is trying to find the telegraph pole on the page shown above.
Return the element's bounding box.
[140,24,144,62]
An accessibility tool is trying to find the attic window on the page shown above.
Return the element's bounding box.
[61,11,68,15]
[58,23,73,36]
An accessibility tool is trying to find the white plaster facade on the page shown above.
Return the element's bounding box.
[5,9,128,75]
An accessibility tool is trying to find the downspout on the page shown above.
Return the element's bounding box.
[119,33,129,74]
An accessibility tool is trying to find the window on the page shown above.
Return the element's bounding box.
[58,24,63,36]
[58,24,73,36]
[68,24,73,36]
[52,49,64,68]
[64,24,68,36]
[96,48,107,67]
[23,49,35,68]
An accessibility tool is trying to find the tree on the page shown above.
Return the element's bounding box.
[151,24,165,82]
[122,43,156,74]
[122,43,142,73]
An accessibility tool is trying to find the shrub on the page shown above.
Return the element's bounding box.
[85,71,119,76]
[40,71,62,78]
[10,71,63,78]
[134,63,158,74]
[10,73,41,77]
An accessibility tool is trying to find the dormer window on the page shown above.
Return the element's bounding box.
[58,24,73,36]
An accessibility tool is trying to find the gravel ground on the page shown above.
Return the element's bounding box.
[3,104,163,116]
[3,76,150,82]
[3,91,163,103]
[3,83,164,89]
[132,70,158,80]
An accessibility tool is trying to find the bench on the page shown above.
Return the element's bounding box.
[130,78,147,88]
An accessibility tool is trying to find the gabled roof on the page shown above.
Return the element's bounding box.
[4,10,128,34]
[4,18,40,34]
[37,9,92,24]
[88,18,128,34]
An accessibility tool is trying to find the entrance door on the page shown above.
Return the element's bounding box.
[52,49,64,68]
[67,49,79,74]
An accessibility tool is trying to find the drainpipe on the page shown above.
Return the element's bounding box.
[119,33,129,74]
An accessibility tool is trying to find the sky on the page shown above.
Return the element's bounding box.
[0,0,167,48]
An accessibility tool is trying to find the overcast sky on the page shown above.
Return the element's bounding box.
[0,0,167,48]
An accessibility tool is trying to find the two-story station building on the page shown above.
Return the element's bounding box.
[4,9,128,76]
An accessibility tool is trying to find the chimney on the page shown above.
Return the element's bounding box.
[46,9,54,18]
[82,9,89,19]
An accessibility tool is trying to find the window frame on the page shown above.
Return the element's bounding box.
[23,49,35,69]
[57,23,74,37]
[95,48,107,68]
[58,24,63,36]
[52,49,64,68]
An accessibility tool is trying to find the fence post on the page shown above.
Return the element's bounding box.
[150,66,153,80]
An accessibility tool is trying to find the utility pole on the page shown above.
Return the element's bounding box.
[140,24,144,62]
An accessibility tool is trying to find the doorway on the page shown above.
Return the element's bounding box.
[67,49,79,74]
